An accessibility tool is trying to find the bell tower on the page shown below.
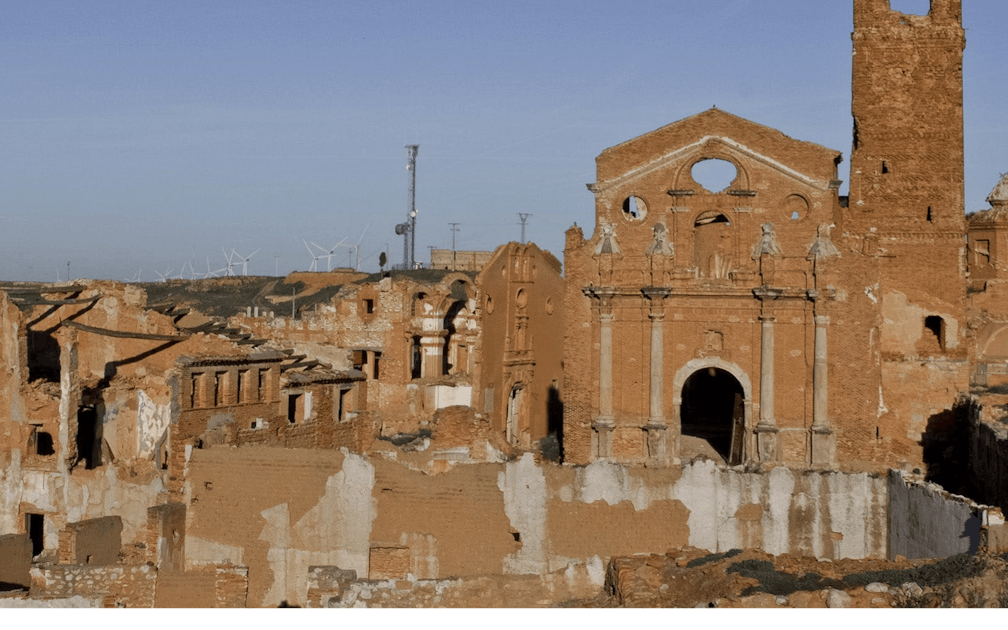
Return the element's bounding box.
[849,0,966,318]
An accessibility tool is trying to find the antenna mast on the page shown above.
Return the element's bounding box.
[405,144,419,269]
[449,222,460,271]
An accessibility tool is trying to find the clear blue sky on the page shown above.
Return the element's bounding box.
[2,0,1005,281]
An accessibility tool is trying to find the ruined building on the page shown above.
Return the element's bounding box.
[5,0,1008,609]
[564,0,971,473]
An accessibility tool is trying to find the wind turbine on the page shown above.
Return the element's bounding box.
[304,239,324,272]
[233,248,260,276]
[155,266,172,283]
[310,238,347,272]
[221,247,238,277]
[343,222,371,271]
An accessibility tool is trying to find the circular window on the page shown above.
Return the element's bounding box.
[622,195,647,222]
[783,194,809,221]
[545,298,554,315]
[485,295,494,314]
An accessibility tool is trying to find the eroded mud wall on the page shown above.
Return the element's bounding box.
[186,449,889,607]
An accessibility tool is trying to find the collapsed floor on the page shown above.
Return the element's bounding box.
[580,547,1008,609]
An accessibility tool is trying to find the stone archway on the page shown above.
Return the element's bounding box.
[673,358,752,465]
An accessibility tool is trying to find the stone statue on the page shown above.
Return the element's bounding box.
[808,223,840,260]
[595,220,622,255]
[752,223,782,258]
[645,223,675,257]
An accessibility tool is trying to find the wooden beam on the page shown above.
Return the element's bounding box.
[62,320,189,341]
[11,296,100,306]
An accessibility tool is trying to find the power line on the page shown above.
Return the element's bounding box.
[518,213,532,243]
[449,222,461,271]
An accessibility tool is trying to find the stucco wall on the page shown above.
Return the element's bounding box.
[186,447,891,606]
[887,469,997,560]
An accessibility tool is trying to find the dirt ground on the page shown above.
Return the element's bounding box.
[568,547,1008,608]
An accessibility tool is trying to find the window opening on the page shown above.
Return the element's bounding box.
[621,196,647,221]
[213,372,222,406]
[927,206,933,223]
[974,239,991,267]
[694,212,731,227]
[27,330,60,382]
[691,159,738,193]
[236,370,247,404]
[29,425,55,456]
[258,369,268,401]
[287,393,302,423]
[881,161,889,174]
[25,513,44,557]
[783,194,809,221]
[76,405,101,469]
[363,298,375,314]
[411,336,423,379]
[924,316,945,352]
[190,374,200,408]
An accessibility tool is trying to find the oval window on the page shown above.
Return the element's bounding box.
[691,159,738,193]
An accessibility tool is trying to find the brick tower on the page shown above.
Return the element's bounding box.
[849,0,969,464]
[850,0,966,302]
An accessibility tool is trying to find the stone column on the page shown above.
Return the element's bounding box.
[585,288,616,459]
[810,314,836,466]
[421,331,448,379]
[755,314,778,462]
[642,287,670,465]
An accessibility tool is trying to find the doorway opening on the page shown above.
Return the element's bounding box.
[76,405,101,469]
[680,367,745,464]
[25,513,44,558]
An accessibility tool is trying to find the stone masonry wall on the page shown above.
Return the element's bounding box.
[29,563,157,608]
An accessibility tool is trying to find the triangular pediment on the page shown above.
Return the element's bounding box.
[593,108,842,194]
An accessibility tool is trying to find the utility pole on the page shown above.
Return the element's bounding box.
[518,213,532,244]
[274,253,280,276]
[406,145,419,269]
[449,222,460,271]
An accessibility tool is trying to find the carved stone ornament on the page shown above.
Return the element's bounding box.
[808,222,840,260]
[595,220,622,255]
[645,222,675,257]
[752,222,782,258]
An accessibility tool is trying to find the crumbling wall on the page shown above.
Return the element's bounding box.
[153,564,248,608]
[966,399,1008,512]
[0,533,31,589]
[887,469,999,560]
[147,503,186,571]
[186,447,891,607]
[29,563,157,608]
[57,516,122,566]
[185,446,374,607]
[327,567,603,608]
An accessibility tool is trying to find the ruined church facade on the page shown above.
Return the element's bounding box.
[563,0,970,471]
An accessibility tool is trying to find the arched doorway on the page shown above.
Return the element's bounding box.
[680,367,745,464]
